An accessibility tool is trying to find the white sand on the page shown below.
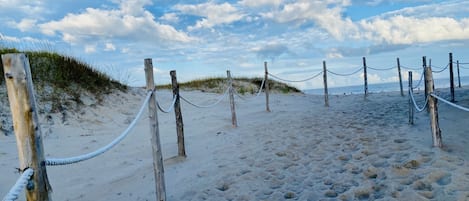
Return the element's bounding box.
[2,87,469,200]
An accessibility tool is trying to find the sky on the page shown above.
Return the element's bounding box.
[1,0,469,89]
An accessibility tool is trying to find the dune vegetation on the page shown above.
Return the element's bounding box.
[157,77,301,94]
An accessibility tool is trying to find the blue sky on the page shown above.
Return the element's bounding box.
[1,0,469,89]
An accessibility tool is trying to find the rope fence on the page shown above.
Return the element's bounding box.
[157,95,177,113]
[327,67,363,76]
[45,91,152,166]
[2,169,34,201]
[367,65,396,71]
[3,52,469,201]
[180,86,230,108]
[267,71,322,82]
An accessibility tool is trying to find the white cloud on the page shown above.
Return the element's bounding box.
[238,0,283,7]
[159,13,179,23]
[260,0,358,40]
[105,43,116,51]
[174,2,244,30]
[39,1,194,45]
[16,18,37,32]
[359,16,469,44]
[84,44,96,53]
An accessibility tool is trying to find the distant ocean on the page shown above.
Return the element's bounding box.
[304,76,469,95]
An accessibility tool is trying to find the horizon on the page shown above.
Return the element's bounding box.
[1,0,469,90]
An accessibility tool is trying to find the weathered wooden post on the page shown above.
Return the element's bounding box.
[170,70,185,157]
[144,58,166,201]
[408,71,414,125]
[423,56,429,113]
[322,61,329,107]
[449,52,455,102]
[457,60,461,88]
[363,57,368,97]
[227,70,238,128]
[264,62,270,112]
[2,53,51,201]
[397,58,404,96]
[425,65,442,148]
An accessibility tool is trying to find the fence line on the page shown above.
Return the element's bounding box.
[267,71,322,83]
[327,67,363,76]
[400,65,421,70]
[367,65,396,71]
[431,93,469,112]
[45,91,153,166]
[157,95,177,113]
[179,85,231,108]
[409,90,429,112]
[3,52,469,200]
[412,69,425,89]
[2,169,34,201]
[431,63,449,73]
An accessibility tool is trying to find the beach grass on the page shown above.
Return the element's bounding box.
[157,76,301,94]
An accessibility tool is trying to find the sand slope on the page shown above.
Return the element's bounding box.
[1,88,469,200]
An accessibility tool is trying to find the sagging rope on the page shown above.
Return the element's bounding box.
[412,69,425,90]
[180,86,230,108]
[400,65,421,71]
[431,63,449,73]
[327,67,363,76]
[409,90,429,112]
[256,77,266,97]
[157,95,177,113]
[231,77,266,101]
[267,71,322,83]
[2,168,34,201]
[431,93,469,112]
[367,66,396,71]
[45,91,153,166]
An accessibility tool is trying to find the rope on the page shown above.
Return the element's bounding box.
[2,168,34,201]
[327,67,363,76]
[431,63,449,73]
[157,95,177,113]
[431,93,469,112]
[180,86,230,108]
[231,77,266,101]
[256,77,265,97]
[267,71,322,83]
[400,65,421,70]
[45,91,153,166]
[412,69,425,89]
[367,66,396,71]
[409,90,429,112]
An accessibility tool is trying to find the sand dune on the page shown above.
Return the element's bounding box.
[2,87,469,200]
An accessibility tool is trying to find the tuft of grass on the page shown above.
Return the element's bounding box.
[0,48,127,112]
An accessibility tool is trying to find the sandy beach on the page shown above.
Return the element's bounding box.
[2,87,469,201]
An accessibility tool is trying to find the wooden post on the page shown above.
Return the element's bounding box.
[144,58,166,201]
[397,58,404,96]
[408,71,414,125]
[2,53,51,201]
[457,60,461,88]
[363,57,368,97]
[227,70,238,128]
[322,61,329,107]
[423,56,428,96]
[449,52,455,102]
[425,65,442,148]
[170,70,185,157]
[264,62,270,112]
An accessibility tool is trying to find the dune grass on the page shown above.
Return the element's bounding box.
[0,48,127,112]
[157,76,301,94]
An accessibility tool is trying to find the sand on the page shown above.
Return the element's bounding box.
[1,87,469,201]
